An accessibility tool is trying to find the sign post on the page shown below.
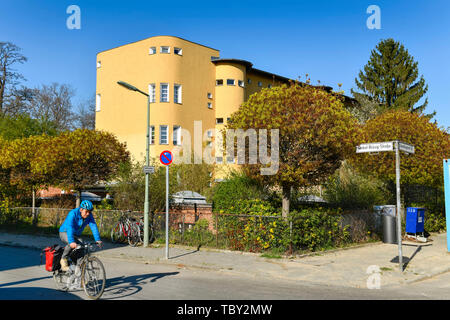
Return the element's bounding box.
[444,159,450,252]
[356,140,414,272]
[160,150,173,259]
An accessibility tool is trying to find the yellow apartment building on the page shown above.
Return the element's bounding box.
[95,35,347,178]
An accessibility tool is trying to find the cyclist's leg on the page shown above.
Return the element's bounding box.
[59,232,83,271]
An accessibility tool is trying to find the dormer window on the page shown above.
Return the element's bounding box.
[149,47,156,55]
[160,46,170,54]
[174,47,183,55]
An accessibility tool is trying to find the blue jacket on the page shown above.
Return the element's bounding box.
[59,207,101,243]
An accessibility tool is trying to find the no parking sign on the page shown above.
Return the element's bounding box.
[160,150,173,166]
[160,150,173,259]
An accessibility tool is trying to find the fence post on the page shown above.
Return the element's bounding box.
[215,213,219,248]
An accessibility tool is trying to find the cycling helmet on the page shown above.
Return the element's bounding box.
[80,200,94,211]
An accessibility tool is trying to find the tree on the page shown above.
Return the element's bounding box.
[354,38,433,118]
[0,42,27,115]
[0,135,56,223]
[74,95,96,130]
[0,113,58,140]
[227,83,362,217]
[350,110,450,188]
[49,129,130,206]
[29,83,76,131]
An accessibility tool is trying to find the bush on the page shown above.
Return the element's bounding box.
[212,171,266,211]
[324,162,388,210]
[287,208,351,252]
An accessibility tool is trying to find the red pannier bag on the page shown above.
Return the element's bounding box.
[41,244,63,272]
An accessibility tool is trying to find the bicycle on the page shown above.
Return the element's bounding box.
[53,241,106,300]
[111,212,154,246]
[110,212,135,246]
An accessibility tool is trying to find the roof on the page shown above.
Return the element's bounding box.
[172,191,207,204]
[97,35,220,55]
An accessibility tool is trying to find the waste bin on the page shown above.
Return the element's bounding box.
[381,205,397,244]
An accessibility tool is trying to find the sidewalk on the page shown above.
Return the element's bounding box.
[0,231,449,289]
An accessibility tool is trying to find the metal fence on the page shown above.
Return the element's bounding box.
[1,206,379,254]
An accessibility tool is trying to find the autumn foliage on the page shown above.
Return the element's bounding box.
[228,83,362,216]
[350,110,450,187]
[0,129,130,193]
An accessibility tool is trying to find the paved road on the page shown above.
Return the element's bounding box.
[1,245,449,301]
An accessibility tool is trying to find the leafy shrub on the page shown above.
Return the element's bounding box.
[212,171,266,211]
[287,208,351,252]
[324,162,388,210]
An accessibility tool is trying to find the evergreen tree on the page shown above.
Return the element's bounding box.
[354,38,433,118]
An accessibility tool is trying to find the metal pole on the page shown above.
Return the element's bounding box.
[165,164,169,259]
[395,141,403,272]
[143,95,150,247]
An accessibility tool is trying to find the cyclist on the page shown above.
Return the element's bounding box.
[59,200,103,271]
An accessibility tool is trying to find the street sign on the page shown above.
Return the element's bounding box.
[143,166,155,174]
[356,140,416,272]
[160,150,173,166]
[444,159,450,252]
[356,141,394,153]
[398,142,415,154]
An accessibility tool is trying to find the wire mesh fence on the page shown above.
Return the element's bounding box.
[1,206,378,254]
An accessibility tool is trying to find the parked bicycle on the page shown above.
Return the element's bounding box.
[53,241,106,300]
[110,211,154,246]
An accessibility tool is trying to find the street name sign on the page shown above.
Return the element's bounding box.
[398,142,415,154]
[143,166,155,174]
[356,142,394,153]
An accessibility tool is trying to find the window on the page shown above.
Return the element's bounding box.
[216,157,223,164]
[173,126,181,145]
[160,125,168,144]
[207,130,213,139]
[227,79,235,86]
[258,81,262,87]
[150,126,155,144]
[207,93,213,99]
[149,84,156,103]
[268,84,273,88]
[207,102,212,109]
[149,47,156,55]
[160,46,170,53]
[238,80,244,87]
[160,83,169,102]
[97,61,101,68]
[248,78,252,84]
[216,79,223,86]
[216,118,224,124]
[96,94,101,112]
[227,156,235,164]
[174,84,182,104]
[174,47,182,55]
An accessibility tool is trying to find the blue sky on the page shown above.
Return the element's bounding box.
[1,0,449,128]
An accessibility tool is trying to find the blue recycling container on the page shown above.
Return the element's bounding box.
[406,207,425,233]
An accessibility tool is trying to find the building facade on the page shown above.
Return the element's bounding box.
[95,36,292,168]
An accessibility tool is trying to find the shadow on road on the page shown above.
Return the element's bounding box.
[0,287,82,300]
[104,272,179,299]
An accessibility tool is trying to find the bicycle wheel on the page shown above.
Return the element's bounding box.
[127,221,141,247]
[53,270,70,292]
[81,256,106,300]
[111,222,125,243]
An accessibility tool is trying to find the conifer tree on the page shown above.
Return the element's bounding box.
[354,38,433,118]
